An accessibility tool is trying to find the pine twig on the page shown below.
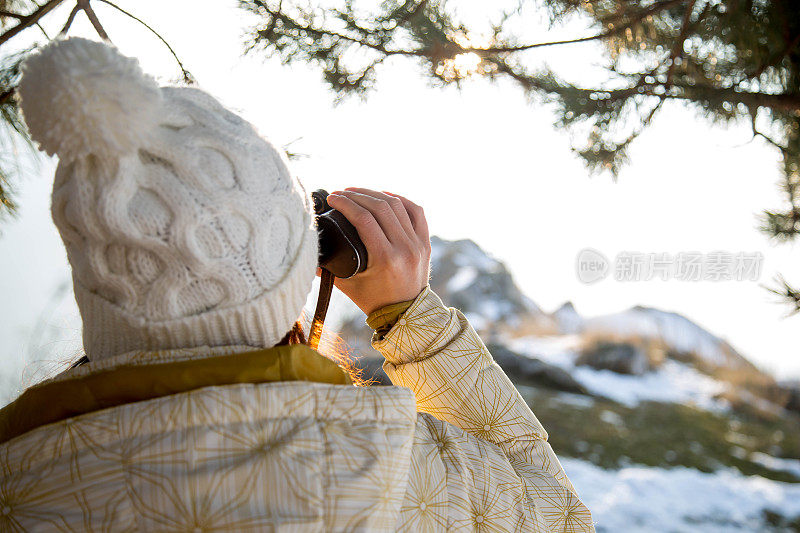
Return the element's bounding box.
[463,0,684,54]
[59,3,81,35]
[250,0,684,58]
[79,0,110,41]
[96,0,194,83]
[0,10,24,20]
[750,33,800,80]
[35,21,49,38]
[252,0,423,58]
[665,0,697,89]
[0,0,66,48]
[765,276,800,316]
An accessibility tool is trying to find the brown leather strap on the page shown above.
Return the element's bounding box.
[308,268,335,350]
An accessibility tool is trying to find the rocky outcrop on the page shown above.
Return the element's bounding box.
[487,343,588,394]
[577,340,651,375]
[778,381,800,416]
[429,236,541,327]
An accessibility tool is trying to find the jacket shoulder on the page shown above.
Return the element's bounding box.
[0,382,420,532]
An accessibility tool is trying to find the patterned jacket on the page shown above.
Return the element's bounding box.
[0,287,594,531]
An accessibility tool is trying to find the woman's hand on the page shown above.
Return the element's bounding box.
[323,188,431,316]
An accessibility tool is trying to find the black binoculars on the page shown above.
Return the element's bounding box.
[312,189,368,279]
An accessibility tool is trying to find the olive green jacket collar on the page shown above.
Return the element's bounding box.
[0,344,351,445]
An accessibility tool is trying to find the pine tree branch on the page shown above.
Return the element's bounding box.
[0,0,66,48]
[58,2,81,35]
[673,85,800,112]
[250,0,685,58]
[766,275,800,315]
[463,0,685,54]
[749,32,800,80]
[496,59,800,113]
[0,10,24,20]
[570,80,800,112]
[665,0,696,88]
[251,0,423,57]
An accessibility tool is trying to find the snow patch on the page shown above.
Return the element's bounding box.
[508,335,583,370]
[463,312,488,331]
[509,335,729,409]
[430,237,499,272]
[599,410,625,427]
[563,458,800,532]
[751,452,800,479]
[447,266,477,292]
[476,299,509,322]
[552,392,597,409]
[572,360,729,410]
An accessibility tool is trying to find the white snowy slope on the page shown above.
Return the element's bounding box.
[562,458,800,533]
[509,336,730,409]
[750,453,800,479]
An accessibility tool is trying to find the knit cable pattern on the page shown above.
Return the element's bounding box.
[21,38,318,359]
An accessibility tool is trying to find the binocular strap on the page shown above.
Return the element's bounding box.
[308,268,335,351]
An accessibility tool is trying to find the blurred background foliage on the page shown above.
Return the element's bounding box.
[0,0,798,308]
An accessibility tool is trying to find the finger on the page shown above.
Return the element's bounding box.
[382,191,429,243]
[332,190,407,244]
[343,187,415,238]
[326,194,390,253]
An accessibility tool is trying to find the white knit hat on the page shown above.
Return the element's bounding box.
[18,37,318,360]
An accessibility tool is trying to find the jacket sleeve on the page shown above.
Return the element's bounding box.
[371,286,594,532]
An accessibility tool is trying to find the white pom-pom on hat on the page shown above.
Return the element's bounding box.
[18,37,162,163]
[28,36,319,360]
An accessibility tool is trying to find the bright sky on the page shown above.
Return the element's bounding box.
[0,0,798,391]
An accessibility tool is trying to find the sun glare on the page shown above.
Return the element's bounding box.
[452,52,483,77]
[434,33,492,81]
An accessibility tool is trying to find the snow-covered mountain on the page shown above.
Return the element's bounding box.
[428,236,541,328]
[426,236,754,377]
[342,235,770,397]
[575,305,754,371]
[553,301,583,334]
[336,235,800,530]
